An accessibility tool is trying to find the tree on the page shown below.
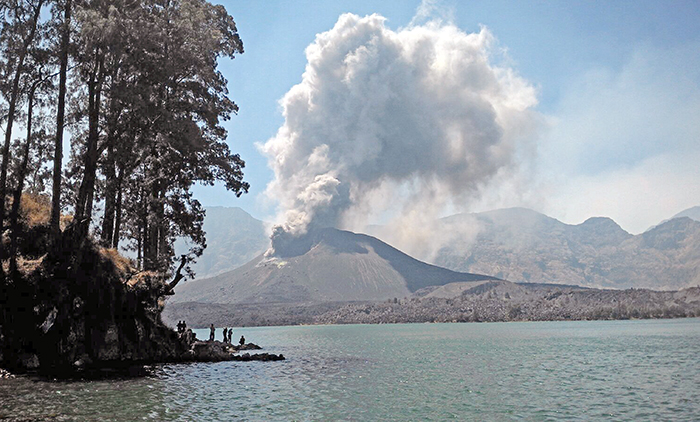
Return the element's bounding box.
[0,0,45,267]
[90,0,248,274]
[49,0,71,241]
[56,0,249,276]
[1,0,248,281]
[8,59,54,276]
[0,0,250,375]
[71,0,108,243]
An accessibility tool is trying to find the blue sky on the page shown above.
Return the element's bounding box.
[195,0,700,234]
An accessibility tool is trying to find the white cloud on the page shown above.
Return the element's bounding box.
[409,0,454,28]
[539,42,700,233]
[259,13,541,256]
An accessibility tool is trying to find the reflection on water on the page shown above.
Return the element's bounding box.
[1,319,699,421]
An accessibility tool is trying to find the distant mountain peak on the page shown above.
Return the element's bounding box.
[645,205,700,232]
[671,206,700,222]
[268,227,371,258]
[580,216,616,225]
[577,216,629,234]
[641,217,700,250]
[173,227,497,305]
[175,206,270,279]
[189,205,700,293]
[647,216,700,234]
[479,207,549,221]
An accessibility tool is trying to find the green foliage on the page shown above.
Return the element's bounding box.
[0,0,249,279]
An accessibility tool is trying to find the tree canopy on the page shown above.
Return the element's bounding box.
[0,0,249,278]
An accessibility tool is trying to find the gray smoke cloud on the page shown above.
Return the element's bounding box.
[261,13,540,258]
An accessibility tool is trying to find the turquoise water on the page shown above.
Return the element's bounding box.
[1,318,699,421]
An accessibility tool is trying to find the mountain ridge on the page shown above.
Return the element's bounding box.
[172,227,498,305]
[184,205,700,291]
[433,208,700,290]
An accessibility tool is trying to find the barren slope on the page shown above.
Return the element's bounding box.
[434,209,700,290]
[172,228,498,304]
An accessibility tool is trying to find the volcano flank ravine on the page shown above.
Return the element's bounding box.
[170,228,500,306]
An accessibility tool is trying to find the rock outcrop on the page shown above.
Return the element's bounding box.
[0,226,283,376]
[181,340,282,362]
[232,352,285,361]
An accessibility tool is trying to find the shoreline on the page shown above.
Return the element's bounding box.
[164,284,700,328]
[183,313,700,329]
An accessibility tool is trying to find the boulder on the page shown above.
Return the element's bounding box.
[188,341,236,362]
[233,343,262,351]
[232,352,285,362]
[183,341,284,362]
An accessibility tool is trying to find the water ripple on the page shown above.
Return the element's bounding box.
[1,319,699,420]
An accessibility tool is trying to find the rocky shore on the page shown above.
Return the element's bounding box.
[0,227,283,377]
[184,338,283,362]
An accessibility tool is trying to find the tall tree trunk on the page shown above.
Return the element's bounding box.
[74,51,105,242]
[100,93,121,246]
[138,187,147,270]
[137,224,143,270]
[145,186,161,271]
[100,145,116,246]
[157,188,168,269]
[50,0,72,241]
[0,0,43,264]
[112,165,124,249]
[9,82,40,276]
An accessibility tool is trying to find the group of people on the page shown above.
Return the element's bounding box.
[176,322,247,346]
[223,327,234,344]
[209,323,245,345]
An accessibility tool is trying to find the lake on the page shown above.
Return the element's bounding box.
[1,318,699,421]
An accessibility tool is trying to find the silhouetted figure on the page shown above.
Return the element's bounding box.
[183,328,196,346]
[227,329,233,344]
[223,327,228,343]
[239,335,245,346]
[209,324,215,342]
[177,321,183,333]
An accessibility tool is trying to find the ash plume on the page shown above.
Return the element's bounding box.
[261,13,540,258]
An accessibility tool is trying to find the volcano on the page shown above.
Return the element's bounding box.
[171,228,498,304]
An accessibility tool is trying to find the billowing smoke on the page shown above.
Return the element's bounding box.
[261,13,540,258]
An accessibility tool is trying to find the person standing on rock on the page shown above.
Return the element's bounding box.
[223,327,228,343]
[239,335,245,346]
[209,324,215,342]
